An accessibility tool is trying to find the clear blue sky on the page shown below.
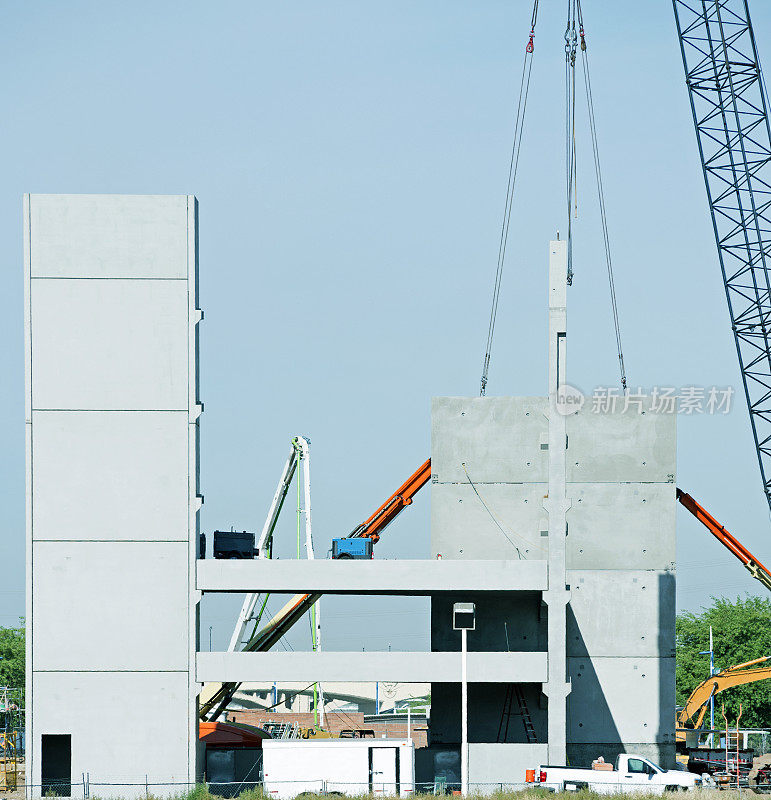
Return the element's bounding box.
[2,1,771,652]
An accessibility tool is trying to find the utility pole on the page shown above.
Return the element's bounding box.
[700,626,716,746]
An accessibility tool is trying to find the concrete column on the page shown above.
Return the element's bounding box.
[543,239,571,764]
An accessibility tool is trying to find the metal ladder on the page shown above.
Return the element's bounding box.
[497,684,537,743]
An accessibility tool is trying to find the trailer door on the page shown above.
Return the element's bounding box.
[370,746,400,795]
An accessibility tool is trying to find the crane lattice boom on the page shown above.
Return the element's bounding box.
[674,0,771,513]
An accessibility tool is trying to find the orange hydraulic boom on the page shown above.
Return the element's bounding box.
[346,459,431,544]
[200,458,432,721]
[676,488,771,592]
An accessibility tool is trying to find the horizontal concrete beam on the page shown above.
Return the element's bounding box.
[197,651,548,684]
[197,559,547,594]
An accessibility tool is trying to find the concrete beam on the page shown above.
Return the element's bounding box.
[196,651,548,684]
[196,559,547,594]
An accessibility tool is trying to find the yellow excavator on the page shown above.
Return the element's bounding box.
[676,656,771,746]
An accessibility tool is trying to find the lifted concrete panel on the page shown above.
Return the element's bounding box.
[197,651,548,684]
[197,558,547,594]
[431,397,548,484]
[566,407,676,483]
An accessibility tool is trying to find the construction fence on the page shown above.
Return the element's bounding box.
[7,779,757,799]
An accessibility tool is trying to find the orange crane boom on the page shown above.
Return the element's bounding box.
[200,458,432,720]
[676,488,771,592]
[346,459,431,544]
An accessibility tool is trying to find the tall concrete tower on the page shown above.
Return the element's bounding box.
[24,195,202,795]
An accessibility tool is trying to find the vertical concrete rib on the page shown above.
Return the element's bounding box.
[543,239,571,764]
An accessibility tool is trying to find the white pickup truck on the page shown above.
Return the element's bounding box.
[534,754,701,794]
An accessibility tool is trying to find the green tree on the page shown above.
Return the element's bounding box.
[0,619,24,691]
[676,596,771,729]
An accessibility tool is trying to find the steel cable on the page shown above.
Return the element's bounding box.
[480,0,539,396]
[577,0,627,390]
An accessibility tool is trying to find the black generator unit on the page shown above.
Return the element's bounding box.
[213,530,257,559]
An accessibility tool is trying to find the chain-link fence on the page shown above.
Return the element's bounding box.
[10,779,756,799]
[4,779,553,799]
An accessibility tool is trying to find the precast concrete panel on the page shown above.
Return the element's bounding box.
[29,194,189,279]
[32,671,190,785]
[32,541,190,671]
[567,570,676,658]
[30,279,189,410]
[31,411,189,541]
[565,483,676,571]
[467,744,548,788]
[431,397,548,484]
[25,194,200,793]
[566,408,676,483]
[566,656,676,747]
[431,483,548,560]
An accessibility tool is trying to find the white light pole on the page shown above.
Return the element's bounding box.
[453,602,475,796]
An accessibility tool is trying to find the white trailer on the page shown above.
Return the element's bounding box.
[262,739,415,799]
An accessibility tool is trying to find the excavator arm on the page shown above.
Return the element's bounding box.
[200,458,432,721]
[677,657,771,732]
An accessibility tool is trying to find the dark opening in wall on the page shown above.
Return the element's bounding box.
[42,734,71,797]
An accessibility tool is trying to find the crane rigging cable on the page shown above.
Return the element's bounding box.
[480,0,539,397]
[564,0,627,390]
[565,0,578,287]
[575,0,627,390]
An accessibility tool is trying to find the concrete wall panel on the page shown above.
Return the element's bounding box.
[31,671,190,786]
[29,194,188,279]
[566,483,676,571]
[30,278,189,411]
[468,744,547,787]
[32,541,189,671]
[567,571,675,658]
[431,397,548,484]
[567,656,675,745]
[32,411,189,541]
[566,408,676,483]
[431,483,547,560]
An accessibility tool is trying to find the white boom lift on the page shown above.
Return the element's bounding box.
[226,435,324,724]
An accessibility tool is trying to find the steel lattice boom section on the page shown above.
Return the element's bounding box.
[674,0,771,512]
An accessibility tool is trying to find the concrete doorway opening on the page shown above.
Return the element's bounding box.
[41,734,71,797]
